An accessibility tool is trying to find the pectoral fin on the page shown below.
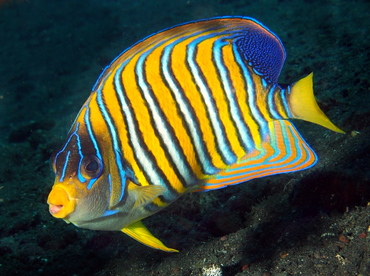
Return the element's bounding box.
[130,185,166,209]
[122,220,178,252]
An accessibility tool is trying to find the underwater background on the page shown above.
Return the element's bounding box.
[0,0,369,275]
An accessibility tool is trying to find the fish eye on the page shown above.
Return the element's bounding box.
[81,155,102,179]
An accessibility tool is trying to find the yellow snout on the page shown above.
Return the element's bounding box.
[47,185,76,219]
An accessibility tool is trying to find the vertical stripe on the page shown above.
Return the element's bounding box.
[83,103,104,190]
[114,60,168,191]
[281,87,293,118]
[74,122,88,183]
[95,88,126,205]
[84,103,102,161]
[161,40,218,177]
[57,123,85,183]
[187,35,236,165]
[169,36,227,175]
[213,38,254,153]
[136,49,196,191]
[267,84,281,119]
[60,150,70,182]
[232,42,268,140]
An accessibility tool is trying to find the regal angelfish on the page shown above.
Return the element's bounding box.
[47,16,344,252]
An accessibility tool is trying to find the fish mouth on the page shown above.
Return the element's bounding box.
[49,203,63,214]
[47,185,76,219]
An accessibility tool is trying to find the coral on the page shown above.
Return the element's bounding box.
[202,264,223,276]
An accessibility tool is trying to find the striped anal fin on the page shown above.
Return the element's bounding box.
[197,120,317,191]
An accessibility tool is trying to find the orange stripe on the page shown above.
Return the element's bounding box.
[200,121,316,190]
[171,35,226,169]
[196,36,246,160]
[121,53,183,187]
[143,39,198,192]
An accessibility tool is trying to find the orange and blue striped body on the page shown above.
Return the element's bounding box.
[47,17,344,252]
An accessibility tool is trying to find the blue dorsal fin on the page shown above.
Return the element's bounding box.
[235,22,286,83]
[196,120,317,192]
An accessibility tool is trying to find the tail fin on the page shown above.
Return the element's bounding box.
[288,73,345,133]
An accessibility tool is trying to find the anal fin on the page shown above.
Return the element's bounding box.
[198,120,317,191]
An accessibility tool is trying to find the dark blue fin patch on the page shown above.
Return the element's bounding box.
[235,23,286,83]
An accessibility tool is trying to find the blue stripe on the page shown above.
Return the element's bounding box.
[84,104,102,160]
[60,150,70,182]
[102,175,121,216]
[187,33,236,165]
[287,122,317,166]
[136,43,195,187]
[162,36,219,175]
[114,60,165,186]
[86,178,97,190]
[267,85,282,119]
[213,38,255,152]
[261,78,268,89]
[84,104,103,190]
[101,209,120,217]
[75,128,86,183]
[281,87,293,118]
[265,120,291,164]
[113,151,125,203]
[57,123,86,183]
[204,122,317,187]
[232,43,268,139]
[96,89,126,201]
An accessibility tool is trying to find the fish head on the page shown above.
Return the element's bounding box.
[48,133,106,224]
[48,156,107,223]
[47,113,130,229]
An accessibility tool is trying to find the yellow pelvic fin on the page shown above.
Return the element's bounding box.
[131,184,166,209]
[122,220,179,252]
[288,72,345,133]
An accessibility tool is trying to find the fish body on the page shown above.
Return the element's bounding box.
[47,17,344,252]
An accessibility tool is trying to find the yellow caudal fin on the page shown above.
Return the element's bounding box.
[288,73,345,133]
[122,220,179,252]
